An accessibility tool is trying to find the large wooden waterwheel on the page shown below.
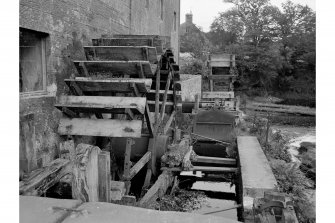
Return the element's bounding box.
[54,34,181,201]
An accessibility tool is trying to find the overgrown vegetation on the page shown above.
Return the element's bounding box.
[149,188,208,212]
[243,114,315,222]
[181,0,315,107]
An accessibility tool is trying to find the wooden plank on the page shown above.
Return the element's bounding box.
[146,138,156,176]
[154,65,161,126]
[61,107,79,118]
[161,166,238,173]
[93,37,164,54]
[72,144,101,202]
[127,151,152,180]
[73,61,156,78]
[139,171,174,207]
[202,91,235,99]
[98,151,111,202]
[113,34,161,38]
[79,62,89,77]
[55,96,146,115]
[84,46,158,63]
[92,38,153,47]
[123,138,133,195]
[160,72,172,120]
[65,78,152,93]
[194,156,236,166]
[112,35,164,53]
[58,118,142,138]
[207,75,237,80]
[144,102,154,136]
[19,159,70,195]
[137,63,145,78]
[163,110,176,134]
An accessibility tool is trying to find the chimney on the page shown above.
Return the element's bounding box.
[185,12,193,24]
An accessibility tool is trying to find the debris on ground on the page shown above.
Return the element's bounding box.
[160,138,197,169]
[148,188,208,212]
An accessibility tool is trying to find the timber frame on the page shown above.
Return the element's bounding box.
[20,34,181,203]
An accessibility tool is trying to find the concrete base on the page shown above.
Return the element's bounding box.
[20,196,242,223]
[19,196,83,223]
[237,136,278,222]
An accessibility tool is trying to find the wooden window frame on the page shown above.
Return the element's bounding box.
[19,29,48,97]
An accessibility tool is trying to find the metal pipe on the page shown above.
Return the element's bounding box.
[190,133,230,145]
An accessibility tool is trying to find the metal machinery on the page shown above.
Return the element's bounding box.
[253,191,298,223]
[189,53,240,157]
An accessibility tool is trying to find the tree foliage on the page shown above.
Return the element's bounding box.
[207,0,315,105]
[180,25,211,60]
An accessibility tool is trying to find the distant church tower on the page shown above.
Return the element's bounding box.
[185,12,193,24]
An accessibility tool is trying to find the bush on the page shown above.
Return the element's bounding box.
[271,160,315,223]
[180,59,205,75]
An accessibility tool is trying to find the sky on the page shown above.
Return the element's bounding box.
[180,0,316,32]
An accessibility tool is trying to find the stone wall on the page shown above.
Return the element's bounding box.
[19,0,180,174]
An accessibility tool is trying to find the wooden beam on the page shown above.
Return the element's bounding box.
[98,151,111,202]
[65,78,152,94]
[194,156,236,166]
[127,151,151,180]
[147,138,156,176]
[125,108,134,120]
[154,63,161,127]
[161,166,238,173]
[73,61,154,78]
[84,46,158,63]
[136,63,145,78]
[160,71,172,121]
[92,38,154,48]
[72,144,101,202]
[123,138,133,195]
[55,96,146,115]
[142,169,152,190]
[144,103,154,136]
[61,107,79,118]
[19,159,70,196]
[58,118,142,138]
[163,110,176,134]
[149,89,173,94]
[142,47,149,61]
[69,81,83,96]
[206,75,237,80]
[139,171,174,207]
[202,91,235,99]
[79,62,89,77]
